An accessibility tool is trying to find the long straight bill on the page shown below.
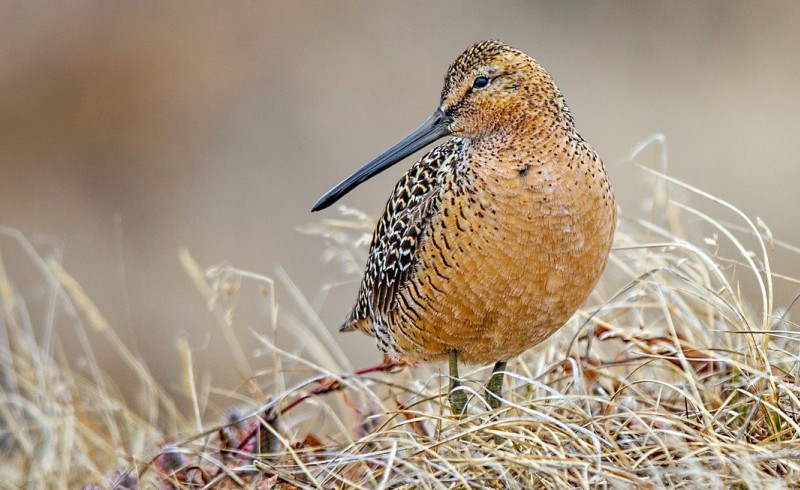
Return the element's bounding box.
[311,109,451,212]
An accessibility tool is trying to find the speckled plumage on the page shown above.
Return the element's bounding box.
[314,41,615,408]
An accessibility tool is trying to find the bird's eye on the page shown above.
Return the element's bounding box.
[472,76,490,90]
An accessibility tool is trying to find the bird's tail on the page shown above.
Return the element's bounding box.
[339,310,369,333]
[339,311,357,332]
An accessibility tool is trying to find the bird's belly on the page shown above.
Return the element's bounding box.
[391,187,615,364]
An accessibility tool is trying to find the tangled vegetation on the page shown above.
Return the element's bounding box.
[2,143,799,488]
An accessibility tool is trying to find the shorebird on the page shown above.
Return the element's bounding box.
[312,40,616,415]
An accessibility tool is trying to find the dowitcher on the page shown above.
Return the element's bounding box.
[312,40,616,414]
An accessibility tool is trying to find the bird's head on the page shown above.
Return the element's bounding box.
[439,40,563,140]
[312,40,566,212]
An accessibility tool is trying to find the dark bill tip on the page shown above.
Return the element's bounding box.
[311,109,451,212]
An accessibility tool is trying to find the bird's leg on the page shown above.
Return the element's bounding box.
[485,360,507,410]
[448,349,468,415]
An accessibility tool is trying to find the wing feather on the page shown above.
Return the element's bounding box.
[342,139,463,333]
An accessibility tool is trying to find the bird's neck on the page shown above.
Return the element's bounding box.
[461,119,602,210]
[458,84,593,197]
[469,88,576,147]
[465,114,577,172]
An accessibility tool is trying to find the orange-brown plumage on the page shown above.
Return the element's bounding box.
[313,40,615,412]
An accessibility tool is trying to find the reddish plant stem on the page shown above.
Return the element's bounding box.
[235,359,407,453]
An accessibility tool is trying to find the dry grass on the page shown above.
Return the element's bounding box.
[2,140,800,488]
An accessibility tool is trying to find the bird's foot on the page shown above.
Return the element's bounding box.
[484,361,507,410]
[484,379,503,410]
[448,349,468,416]
[449,382,469,416]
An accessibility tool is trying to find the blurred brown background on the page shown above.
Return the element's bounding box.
[2,2,799,405]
